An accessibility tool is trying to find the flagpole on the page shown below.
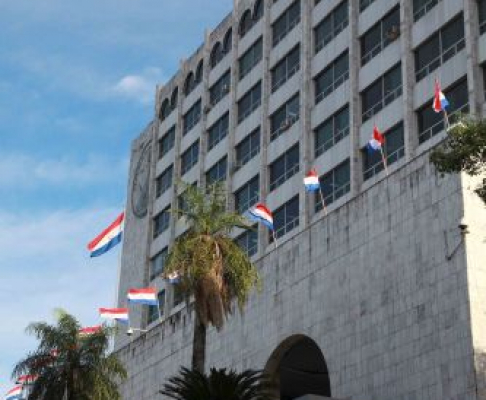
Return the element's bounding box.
[318,188,328,215]
[380,147,389,175]
[443,109,450,130]
[156,295,162,320]
[272,230,278,249]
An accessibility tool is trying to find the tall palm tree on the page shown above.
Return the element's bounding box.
[11,309,127,400]
[160,367,273,400]
[164,182,260,372]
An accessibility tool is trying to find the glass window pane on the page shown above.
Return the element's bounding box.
[441,15,464,51]
[415,34,440,72]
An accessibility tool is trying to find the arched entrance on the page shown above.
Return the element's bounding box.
[264,335,331,400]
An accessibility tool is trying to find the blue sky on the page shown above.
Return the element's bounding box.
[0,0,232,394]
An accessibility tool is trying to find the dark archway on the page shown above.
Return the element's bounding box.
[264,335,331,400]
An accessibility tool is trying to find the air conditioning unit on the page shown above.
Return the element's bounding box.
[281,119,291,131]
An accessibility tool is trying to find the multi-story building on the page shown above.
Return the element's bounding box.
[116,0,486,399]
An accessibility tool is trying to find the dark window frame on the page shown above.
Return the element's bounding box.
[180,140,200,175]
[272,196,300,240]
[183,100,202,135]
[209,70,231,106]
[315,160,350,211]
[206,156,228,185]
[314,0,349,54]
[235,227,258,256]
[239,37,263,80]
[156,165,173,198]
[238,82,262,123]
[314,105,350,157]
[153,206,171,238]
[314,51,349,104]
[234,175,260,214]
[158,126,176,159]
[235,127,261,168]
[270,93,300,141]
[272,0,301,47]
[269,144,300,191]
[271,44,301,92]
[207,112,229,151]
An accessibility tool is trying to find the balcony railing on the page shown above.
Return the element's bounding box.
[238,99,261,123]
[270,164,300,191]
[413,0,441,22]
[236,145,260,169]
[273,216,299,240]
[273,16,301,47]
[315,70,349,104]
[363,146,405,180]
[322,182,350,207]
[418,103,469,144]
[315,126,349,157]
[415,38,465,81]
[315,19,349,54]
[270,114,299,141]
[272,62,300,93]
[362,85,402,122]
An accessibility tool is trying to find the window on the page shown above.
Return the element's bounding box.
[316,160,350,211]
[480,0,486,34]
[314,51,349,103]
[415,14,465,81]
[153,206,170,238]
[181,140,200,175]
[359,0,375,12]
[236,228,258,256]
[254,0,263,21]
[184,72,195,96]
[314,0,349,54]
[361,63,402,122]
[195,61,203,85]
[210,42,224,68]
[156,165,173,198]
[206,156,227,185]
[239,38,263,80]
[160,99,171,121]
[147,290,165,325]
[413,0,442,21]
[417,78,469,144]
[183,100,201,135]
[207,113,229,151]
[150,248,168,281]
[239,10,253,37]
[235,175,259,213]
[361,6,400,65]
[273,196,299,239]
[238,82,262,123]
[223,28,233,53]
[270,94,299,141]
[171,87,179,110]
[209,70,231,106]
[159,126,175,159]
[235,128,260,168]
[272,0,301,47]
[314,105,349,157]
[269,144,300,190]
[363,122,405,180]
[271,45,300,92]
[173,284,184,307]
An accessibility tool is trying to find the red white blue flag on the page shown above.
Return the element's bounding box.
[433,79,449,113]
[78,326,102,337]
[15,374,38,385]
[127,288,158,305]
[367,125,385,153]
[248,203,274,230]
[5,386,22,400]
[87,212,124,257]
[304,169,320,192]
[99,308,129,323]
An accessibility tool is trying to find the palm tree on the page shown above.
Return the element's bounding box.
[163,182,260,372]
[160,367,273,400]
[11,309,127,400]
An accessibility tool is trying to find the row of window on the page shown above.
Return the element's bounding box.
[160,0,480,123]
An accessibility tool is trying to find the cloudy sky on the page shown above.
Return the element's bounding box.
[0,0,232,394]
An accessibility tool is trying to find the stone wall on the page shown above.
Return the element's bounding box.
[116,151,483,400]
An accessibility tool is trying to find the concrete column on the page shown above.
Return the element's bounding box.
[257,0,272,253]
[463,0,483,116]
[300,0,312,228]
[348,0,362,196]
[399,0,418,159]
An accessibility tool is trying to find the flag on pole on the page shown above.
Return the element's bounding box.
[78,326,102,337]
[5,387,22,400]
[167,272,181,284]
[99,308,129,323]
[432,79,449,113]
[87,212,124,257]
[367,125,385,153]
[127,288,158,305]
[15,375,38,385]
[248,203,274,230]
[303,169,320,192]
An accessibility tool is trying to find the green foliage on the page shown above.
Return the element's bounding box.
[11,309,127,400]
[160,367,274,400]
[430,116,486,204]
[163,182,260,330]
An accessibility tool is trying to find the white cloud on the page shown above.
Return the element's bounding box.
[0,207,122,391]
[113,67,165,104]
[0,152,128,189]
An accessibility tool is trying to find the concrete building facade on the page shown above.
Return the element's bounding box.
[115,0,486,399]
